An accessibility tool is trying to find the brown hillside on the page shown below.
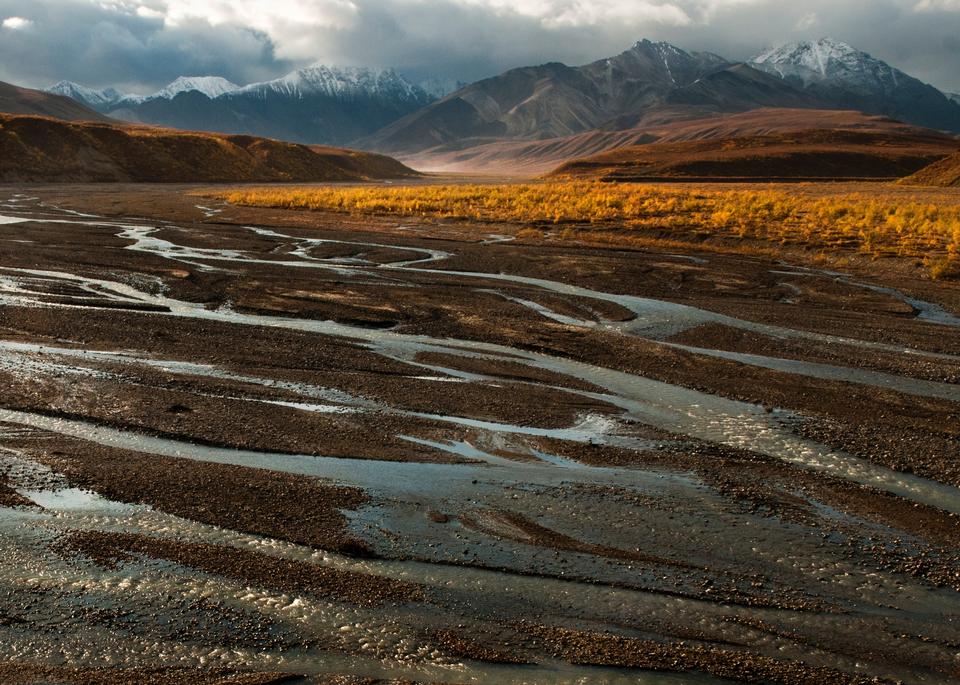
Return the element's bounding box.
[0,115,418,183]
[901,152,960,187]
[398,108,952,175]
[307,145,422,181]
[548,127,957,182]
[0,81,111,122]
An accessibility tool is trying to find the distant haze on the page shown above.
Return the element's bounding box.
[2,0,960,92]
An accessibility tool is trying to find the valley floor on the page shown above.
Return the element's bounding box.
[0,183,957,684]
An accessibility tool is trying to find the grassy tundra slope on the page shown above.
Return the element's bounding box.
[0,114,418,183]
[548,128,958,181]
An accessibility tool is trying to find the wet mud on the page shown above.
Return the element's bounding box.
[0,185,958,684]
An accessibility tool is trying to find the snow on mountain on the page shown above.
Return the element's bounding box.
[47,81,124,109]
[50,67,441,114]
[42,64,438,145]
[949,93,960,105]
[625,39,729,86]
[236,65,428,102]
[749,38,960,132]
[48,76,239,110]
[151,76,239,100]
[750,38,905,94]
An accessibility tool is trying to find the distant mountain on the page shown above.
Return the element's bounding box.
[48,66,436,146]
[0,113,418,183]
[48,81,124,110]
[361,38,960,171]
[749,38,960,132]
[234,65,422,101]
[148,76,239,102]
[49,76,239,110]
[948,93,960,106]
[0,81,111,122]
[360,39,818,156]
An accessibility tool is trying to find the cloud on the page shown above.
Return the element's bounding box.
[1,15,32,29]
[915,0,960,9]
[135,5,164,19]
[0,0,294,91]
[458,1,695,29]
[0,0,959,92]
[795,12,819,30]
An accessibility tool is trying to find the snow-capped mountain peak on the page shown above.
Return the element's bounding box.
[237,64,428,102]
[47,81,123,108]
[752,38,858,77]
[749,38,898,90]
[152,76,239,100]
[747,37,960,131]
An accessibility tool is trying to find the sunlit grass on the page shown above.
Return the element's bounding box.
[213,182,960,279]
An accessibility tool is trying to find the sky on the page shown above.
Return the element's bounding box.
[1,0,960,94]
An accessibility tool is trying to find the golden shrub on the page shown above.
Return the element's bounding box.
[214,182,960,278]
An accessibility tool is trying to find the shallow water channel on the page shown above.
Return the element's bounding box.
[0,199,958,683]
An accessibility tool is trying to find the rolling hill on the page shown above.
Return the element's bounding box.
[398,108,955,175]
[548,125,957,182]
[0,114,418,183]
[0,81,111,122]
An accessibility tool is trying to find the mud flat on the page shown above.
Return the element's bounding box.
[0,184,958,684]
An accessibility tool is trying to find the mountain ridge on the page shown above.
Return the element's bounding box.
[151,76,240,102]
[46,65,435,146]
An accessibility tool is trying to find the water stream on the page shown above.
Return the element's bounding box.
[1,202,959,682]
[0,211,957,512]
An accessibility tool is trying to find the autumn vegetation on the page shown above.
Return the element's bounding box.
[902,151,960,188]
[216,182,960,279]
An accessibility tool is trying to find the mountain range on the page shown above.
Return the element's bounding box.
[49,66,440,146]
[364,38,960,170]
[32,37,960,174]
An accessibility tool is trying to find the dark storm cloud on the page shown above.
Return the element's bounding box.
[0,0,293,91]
[1,0,960,94]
